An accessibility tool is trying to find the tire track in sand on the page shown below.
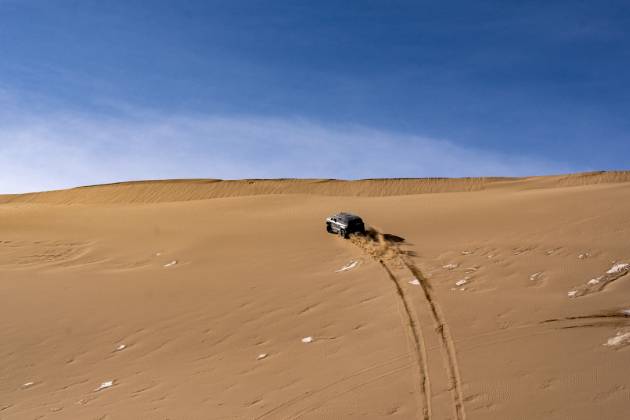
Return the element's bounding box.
[402,257,466,420]
[380,261,432,420]
[351,229,466,420]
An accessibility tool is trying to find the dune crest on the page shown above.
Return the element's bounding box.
[1,171,629,205]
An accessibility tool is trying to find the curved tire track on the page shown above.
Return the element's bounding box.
[402,257,466,420]
[351,230,466,420]
[380,261,432,420]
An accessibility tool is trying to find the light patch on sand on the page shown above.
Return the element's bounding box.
[442,263,459,270]
[567,261,629,298]
[301,336,314,344]
[578,252,591,259]
[115,344,126,352]
[22,382,34,389]
[530,272,543,281]
[256,353,268,360]
[336,260,359,272]
[455,278,468,287]
[604,332,630,347]
[408,278,420,286]
[95,380,114,392]
[461,250,473,255]
[163,260,178,268]
[607,263,629,274]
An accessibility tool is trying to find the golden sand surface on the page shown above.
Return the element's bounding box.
[1,172,629,419]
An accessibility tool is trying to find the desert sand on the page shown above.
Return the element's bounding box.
[1,171,630,419]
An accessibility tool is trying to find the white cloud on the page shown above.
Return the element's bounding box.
[0,109,573,194]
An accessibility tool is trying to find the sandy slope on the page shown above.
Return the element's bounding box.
[1,173,630,419]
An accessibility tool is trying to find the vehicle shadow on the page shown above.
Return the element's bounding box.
[362,227,406,243]
[363,228,415,250]
[383,233,405,243]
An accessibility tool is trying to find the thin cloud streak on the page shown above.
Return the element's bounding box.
[0,110,574,194]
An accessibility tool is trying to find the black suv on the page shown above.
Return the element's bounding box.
[326,212,365,238]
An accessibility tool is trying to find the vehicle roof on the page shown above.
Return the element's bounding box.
[330,212,363,222]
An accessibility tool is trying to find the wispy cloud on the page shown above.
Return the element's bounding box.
[0,108,573,194]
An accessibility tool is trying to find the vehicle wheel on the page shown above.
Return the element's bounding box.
[326,223,334,234]
[340,229,348,239]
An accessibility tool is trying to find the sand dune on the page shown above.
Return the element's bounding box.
[1,172,630,419]
[2,171,630,205]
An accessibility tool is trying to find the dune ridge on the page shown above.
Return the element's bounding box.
[1,171,629,205]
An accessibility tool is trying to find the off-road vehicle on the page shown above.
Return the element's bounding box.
[325,212,365,238]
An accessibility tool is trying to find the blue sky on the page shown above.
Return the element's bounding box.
[1,0,629,193]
